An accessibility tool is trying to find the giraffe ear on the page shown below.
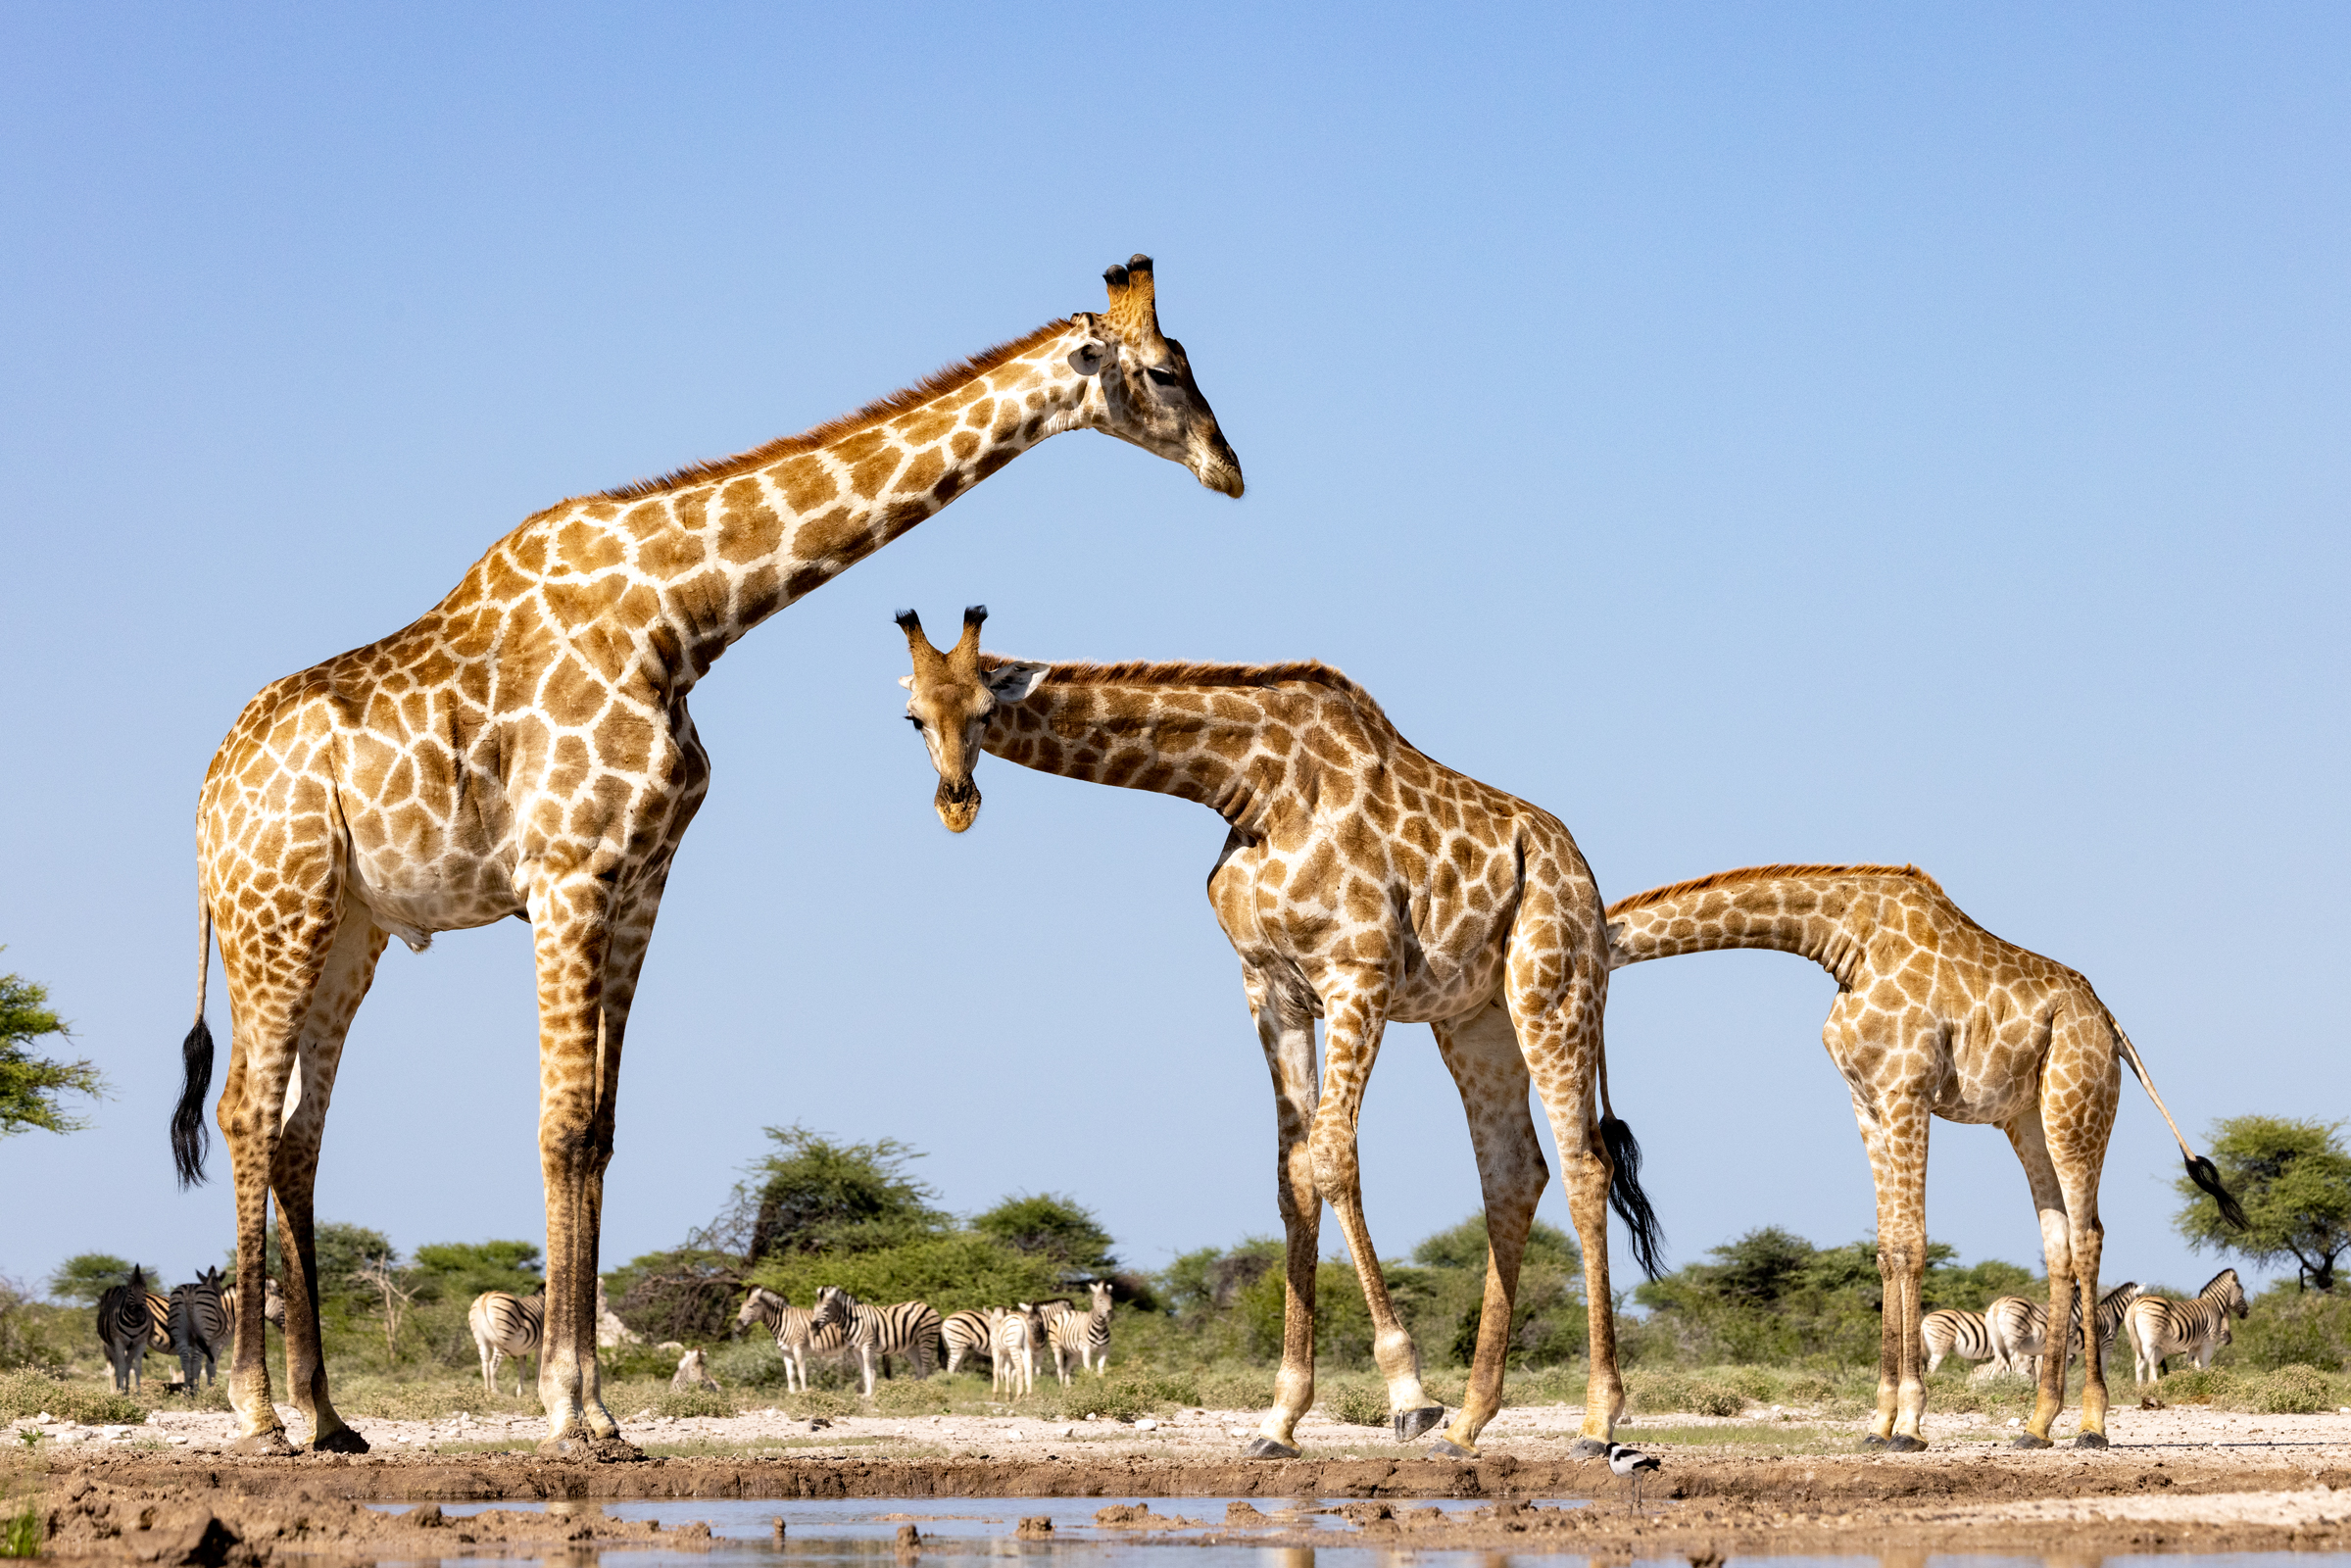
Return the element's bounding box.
[984,661,1050,705]
[898,674,914,690]
[1067,341,1111,377]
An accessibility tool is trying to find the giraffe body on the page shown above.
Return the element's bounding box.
[171,259,1241,1455]
[895,612,1659,1459]
[1605,863,2239,1449]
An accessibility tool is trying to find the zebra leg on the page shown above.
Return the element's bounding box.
[1241,963,1320,1459]
[1426,998,1546,1457]
[2002,1110,2073,1446]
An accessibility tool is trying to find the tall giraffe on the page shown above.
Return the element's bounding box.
[169,257,1243,1457]
[893,609,1662,1460]
[1604,863,2244,1450]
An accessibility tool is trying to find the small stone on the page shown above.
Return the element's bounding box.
[895,1523,922,1546]
[1016,1516,1053,1539]
[1057,1426,1074,1438]
[1135,1418,1159,1431]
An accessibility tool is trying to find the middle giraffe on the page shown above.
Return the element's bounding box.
[894,607,1662,1460]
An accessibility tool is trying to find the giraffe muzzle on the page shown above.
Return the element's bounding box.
[935,776,981,833]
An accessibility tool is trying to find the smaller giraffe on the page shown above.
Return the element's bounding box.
[894,607,1662,1459]
[1604,863,2245,1449]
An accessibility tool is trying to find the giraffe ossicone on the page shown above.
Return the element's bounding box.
[895,609,1663,1459]
[1604,862,2246,1450]
[171,255,1242,1458]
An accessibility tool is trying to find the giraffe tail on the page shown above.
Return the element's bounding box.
[2112,1019,2246,1231]
[1597,1045,1667,1279]
[171,900,216,1189]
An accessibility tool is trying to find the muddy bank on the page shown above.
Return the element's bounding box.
[27,1448,2351,1560]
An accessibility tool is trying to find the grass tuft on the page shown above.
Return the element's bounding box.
[0,1370,143,1426]
[0,1495,38,1559]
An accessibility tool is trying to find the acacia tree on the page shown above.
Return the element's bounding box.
[2176,1115,2351,1292]
[0,956,104,1137]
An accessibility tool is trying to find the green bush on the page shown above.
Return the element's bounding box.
[2156,1365,2238,1404]
[2228,1283,2351,1372]
[2,1494,40,1559]
[1194,1367,1276,1411]
[870,1376,954,1416]
[1047,1369,1197,1422]
[779,1389,857,1419]
[0,1370,143,1425]
[1317,1379,1390,1427]
[655,1386,736,1419]
[2249,1364,2342,1414]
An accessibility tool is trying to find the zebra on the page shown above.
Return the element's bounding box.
[1921,1306,2001,1377]
[1986,1281,2142,1379]
[96,1265,157,1393]
[734,1287,852,1393]
[2126,1268,2248,1385]
[810,1286,942,1397]
[988,1304,1043,1398]
[1044,1280,1114,1384]
[220,1276,287,1337]
[169,1267,231,1390]
[468,1289,546,1396]
[941,1308,994,1376]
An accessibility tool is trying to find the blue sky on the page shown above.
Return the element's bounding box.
[2,4,2344,1308]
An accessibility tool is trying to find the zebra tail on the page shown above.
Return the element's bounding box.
[2112,1020,2248,1231]
[171,903,217,1189]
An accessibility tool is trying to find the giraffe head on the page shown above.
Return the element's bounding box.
[1071,255,1245,498]
[896,606,1047,833]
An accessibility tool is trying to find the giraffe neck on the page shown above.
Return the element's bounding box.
[1604,869,1917,986]
[496,319,1105,688]
[981,667,1317,833]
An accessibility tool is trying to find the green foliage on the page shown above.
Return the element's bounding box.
[749,1232,1064,1317]
[1630,1226,2029,1368]
[43,1254,139,1308]
[409,1241,542,1303]
[1,1494,38,1559]
[2156,1362,2351,1412]
[1411,1213,1580,1273]
[971,1193,1116,1273]
[0,959,103,1138]
[1046,1367,1199,1421]
[655,1386,737,1419]
[0,1278,73,1372]
[1316,1378,1390,1427]
[726,1125,950,1262]
[2228,1279,2351,1371]
[2177,1115,2351,1292]
[0,1369,143,1425]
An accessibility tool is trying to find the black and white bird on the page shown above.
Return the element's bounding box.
[1607,1442,1662,1511]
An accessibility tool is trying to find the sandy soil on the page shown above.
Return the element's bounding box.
[18,1402,2351,1561]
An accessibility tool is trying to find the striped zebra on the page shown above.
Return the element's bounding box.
[2126,1268,2248,1385]
[988,1304,1042,1397]
[468,1289,546,1396]
[169,1267,231,1390]
[96,1265,158,1393]
[810,1286,942,1396]
[1921,1306,2002,1376]
[734,1287,852,1393]
[220,1276,287,1337]
[1986,1281,2141,1379]
[941,1308,994,1376]
[1044,1281,1114,1384]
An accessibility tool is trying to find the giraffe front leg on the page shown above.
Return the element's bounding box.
[1241,964,1320,1458]
[1308,986,1444,1444]
[1427,999,1547,1459]
[1869,1093,1933,1451]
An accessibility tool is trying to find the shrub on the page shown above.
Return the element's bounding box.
[780,1389,857,1419]
[1318,1379,1390,1428]
[870,1377,954,1416]
[655,1386,736,1419]
[2229,1282,2351,1372]
[1195,1368,1276,1412]
[1048,1369,1197,1422]
[1689,1382,1745,1417]
[0,1370,143,1425]
[2157,1366,2238,1404]
[2249,1364,2340,1414]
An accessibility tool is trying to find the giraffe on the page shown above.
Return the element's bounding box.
[167,256,1243,1457]
[893,608,1663,1460]
[1603,863,2245,1450]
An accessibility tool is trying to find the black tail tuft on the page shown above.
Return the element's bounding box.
[171,1017,214,1189]
[2185,1153,2248,1231]
[1600,1114,1667,1280]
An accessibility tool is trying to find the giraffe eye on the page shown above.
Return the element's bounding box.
[906,714,924,730]
[1145,367,1179,388]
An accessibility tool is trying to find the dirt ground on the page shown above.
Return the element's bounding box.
[17,1401,2351,1561]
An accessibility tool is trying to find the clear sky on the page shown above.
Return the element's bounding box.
[3,4,2344,1309]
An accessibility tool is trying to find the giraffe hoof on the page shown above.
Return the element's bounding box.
[1242,1438,1300,1460]
[2010,1434,2054,1449]
[1427,1437,1479,1460]
[1394,1405,1445,1443]
[1885,1434,1927,1453]
[2072,1431,2109,1450]
[310,1426,370,1454]
[1567,1437,1610,1459]
[230,1431,296,1457]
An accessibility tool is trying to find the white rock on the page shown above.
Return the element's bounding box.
[1136,1418,1159,1431]
[1058,1427,1074,1438]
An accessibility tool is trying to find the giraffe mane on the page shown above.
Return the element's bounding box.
[587,318,1076,503]
[1604,862,1940,916]
[982,656,1410,743]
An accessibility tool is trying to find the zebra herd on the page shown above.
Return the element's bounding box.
[1920,1269,2249,1386]
[93,1264,284,1394]
[735,1280,1114,1398]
